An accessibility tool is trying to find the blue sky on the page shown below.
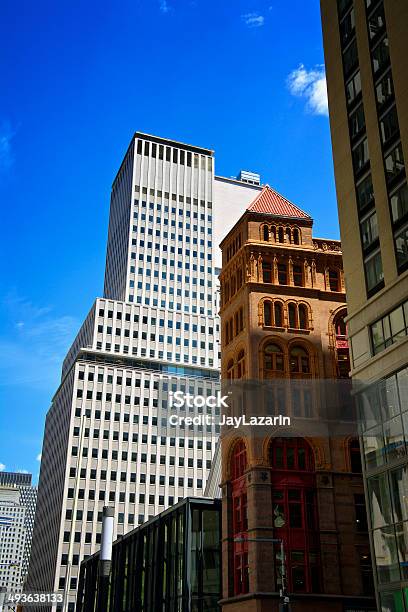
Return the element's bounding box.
[0,0,338,481]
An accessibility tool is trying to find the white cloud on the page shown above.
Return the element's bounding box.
[36,453,42,462]
[0,463,6,471]
[287,64,328,116]
[159,0,170,13]
[0,121,15,172]
[242,12,265,27]
[0,293,79,390]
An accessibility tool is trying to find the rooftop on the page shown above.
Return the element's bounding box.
[247,185,311,220]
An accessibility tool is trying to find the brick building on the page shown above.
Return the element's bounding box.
[218,185,375,612]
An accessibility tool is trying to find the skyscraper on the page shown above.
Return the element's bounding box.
[321,1,408,610]
[27,133,262,610]
[0,472,37,604]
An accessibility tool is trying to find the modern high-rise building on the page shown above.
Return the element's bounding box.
[321,1,408,610]
[217,185,375,611]
[27,132,264,610]
[0,472,37,607]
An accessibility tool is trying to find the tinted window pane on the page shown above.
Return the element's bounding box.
[391,183,408,224]
[395,224,408,270]
[380,106,399,146]
[376,72,394,108]
[349,104,366,140]
[372,37,390,74]
[364,249,384,291]
[356,174,375,211]
[361,211,378,250]
[385,143,405,184]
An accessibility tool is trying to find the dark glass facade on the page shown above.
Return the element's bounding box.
[76,498,221,612]
[358,366,408,610]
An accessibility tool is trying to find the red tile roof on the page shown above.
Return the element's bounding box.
[247,185,311,219]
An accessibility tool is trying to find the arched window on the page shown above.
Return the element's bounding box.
[274,302,283,327]
[270,438,314,471]
[293,228,300,245]
[269,438,319,594]
[231,439,247,479]
[349,439,362,473]
[237,350,245,379]
[264,343,285,375]
[230,440,249,595]
[299,304,308,330]
[278,227,284,243]
[271,226,276,242]
[285,227,291,243]
[288,303,297,328]
[263,225,269,241]
[264,301,272,326]
[227,360,234,381]
[290,346,310,375]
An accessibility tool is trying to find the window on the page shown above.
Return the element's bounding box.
[264,343,285,375]
[385,142,405,184]
[299,305,308,330]
[264,301,272,326]
[293,228,300,244]
[230,440,248,595]
[278,264,287,285]
[329,269,340,291]
[339,7,355,47]
[275,302,283,327]
[270,438,319,593]
[343,38,358,76]
[290,346,310,375]
[380,105,399,146]
[356,174,375,212]
[346,71,362,106]
[293,265,303,287]
[368,3,385,40]
[350,440,363,473]
[370,301,408,354]
[364,249,384,294]
[391,183,408,225]
[376,71,394,109]
[263,261,272,283]
[288,303,297,329]
[262,225,269,241]
[372,36,389,74]
[349,104,365,140]
[360,210,379,251]
[237,350,245,379]
[395,223,408,271]
[352,138,370,174]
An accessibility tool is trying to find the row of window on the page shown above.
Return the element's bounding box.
[226,233,242,263]
[224,307,244,346]
[260,299,311,330]
[260,224,301,245]
[370,299,408,355]
[97,307,215,329]
[133,199,212,220]
[67,465,206,484]
[365,1,408,275]
[136,139,213,171]
[338,0,384,297]
[93,343,216,366]
[134,188,213,210]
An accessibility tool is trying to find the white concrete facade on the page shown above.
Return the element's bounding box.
[27,133,261,611]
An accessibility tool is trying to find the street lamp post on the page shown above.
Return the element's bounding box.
[233,536,290,611]
[95,507,114,612]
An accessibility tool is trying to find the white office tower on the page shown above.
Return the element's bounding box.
[27,133,226,611]
[0,472,37,598]
[0,486,27,610]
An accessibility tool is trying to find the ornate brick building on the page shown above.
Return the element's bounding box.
[218,186,375,612]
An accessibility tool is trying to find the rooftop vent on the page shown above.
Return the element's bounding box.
[237,170,261,186]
